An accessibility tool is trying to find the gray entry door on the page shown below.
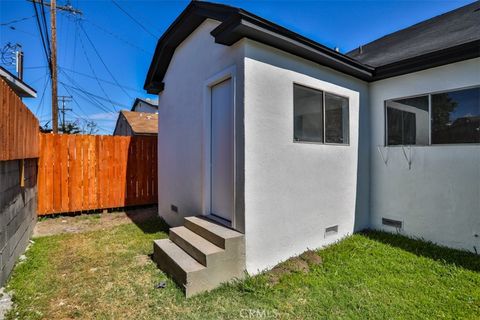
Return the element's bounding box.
[210,78,234,222]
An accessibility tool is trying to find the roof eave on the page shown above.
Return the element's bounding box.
[372,39,480,81]
[0,67,37,98]
[211,15,374,81]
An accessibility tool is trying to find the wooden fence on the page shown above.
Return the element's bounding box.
[38,134,157,215]
[0,78,39,161]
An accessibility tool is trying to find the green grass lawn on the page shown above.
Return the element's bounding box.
[6,215,480,319]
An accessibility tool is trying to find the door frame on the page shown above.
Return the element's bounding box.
[202,66,237,229]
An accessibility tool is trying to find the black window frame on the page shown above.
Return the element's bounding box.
[293,83,350,145]
[384,86,480,146]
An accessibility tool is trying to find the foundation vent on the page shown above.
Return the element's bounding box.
[325,225,338,237]
[382,218,402,229]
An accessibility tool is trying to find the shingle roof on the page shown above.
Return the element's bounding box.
[346,1,480,67]
[121,111,158,135]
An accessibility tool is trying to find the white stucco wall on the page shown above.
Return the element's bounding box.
[243,40,370,273]
[156,19,245,228]
[370,58,480,253]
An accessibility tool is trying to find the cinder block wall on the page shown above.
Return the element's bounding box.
[0,159,37,285]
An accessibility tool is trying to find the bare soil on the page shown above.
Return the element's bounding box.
[33,206,158,237]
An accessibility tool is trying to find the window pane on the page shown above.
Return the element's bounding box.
[431,87,480,144]
[325,93,349,144]
[386,96,429,145]
[387,107,403,145]
[294,85,323,142]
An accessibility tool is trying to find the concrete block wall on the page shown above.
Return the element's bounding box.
[0,159,37,285]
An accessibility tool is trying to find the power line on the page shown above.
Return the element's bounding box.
[40,0,52,61]
[34,71,50,116]
[60,66,143,93]
[59,68,114,113]
[75,21,118,111]
[59,69,125,114]
[110,0,157,39]
[78,21,133,100]
[82,18,151,54]
[59,76,114,114]
[32,1,51,72]
[0,15,36,26]
[60,82,130,109]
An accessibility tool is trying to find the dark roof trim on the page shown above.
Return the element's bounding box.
[144,1,480,93]
[0,66,37,98]
[210,13,374,80]
[144,1,374,93]
[372,40,480,81]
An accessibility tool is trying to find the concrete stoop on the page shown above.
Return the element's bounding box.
[153,216,245,297]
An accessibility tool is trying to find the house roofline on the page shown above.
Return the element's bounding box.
[131,98,158,111]
[144,1,374,94]
[144,1,480,93]
[0,66,37,98]
[372,40,480,81]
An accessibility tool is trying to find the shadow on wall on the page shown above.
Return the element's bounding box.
[361,230,480,273]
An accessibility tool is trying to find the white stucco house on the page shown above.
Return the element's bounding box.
[144,1,480,296]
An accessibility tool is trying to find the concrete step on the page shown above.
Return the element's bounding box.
[153,216,245,297]
[169,226,224,266]
[153,239,205,287]
[184,216,243,249]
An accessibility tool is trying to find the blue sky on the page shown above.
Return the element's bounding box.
[0,0,474,134]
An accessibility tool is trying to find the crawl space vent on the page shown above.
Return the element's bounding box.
[325,225,338,237]
[382,218,402,228]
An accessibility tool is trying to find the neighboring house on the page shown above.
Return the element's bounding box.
[0,66,37,98]
[131,97,158,113]
[144,1,480,295]
[113,110,158,136]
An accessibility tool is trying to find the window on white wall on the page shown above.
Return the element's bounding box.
[431,87,480,144]
[325,93,349,144]
[385,87,480,146]
[386,96,429,145]
[294,85,323,142]
[294,84,349,144]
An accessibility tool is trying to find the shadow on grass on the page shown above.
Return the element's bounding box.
[361,230,480,272]
[124,205,170,234]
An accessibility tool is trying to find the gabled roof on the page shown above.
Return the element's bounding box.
[0,66,37,98]
[131,98,158,111]
[144,1,374,93]
[347,0,480,80]
[144,1,480,93]
[119,111,158,135]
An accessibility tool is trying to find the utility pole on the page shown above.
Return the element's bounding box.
[51,0,58,133]
[28,0,82,133]
[58,95,72,132]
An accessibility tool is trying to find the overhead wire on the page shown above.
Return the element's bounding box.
[75,21,118,111]
[82,18,151,54]
[110,0,157,39]
[32,1,51,72]
[0,15,36,26]
[77,21,133,100]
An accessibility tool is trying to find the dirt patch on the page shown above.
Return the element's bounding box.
[134,254,150,267]
[300,250,323,266]
[267,256,310,286]
[33,206,158,237]
[267,250,322,286]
